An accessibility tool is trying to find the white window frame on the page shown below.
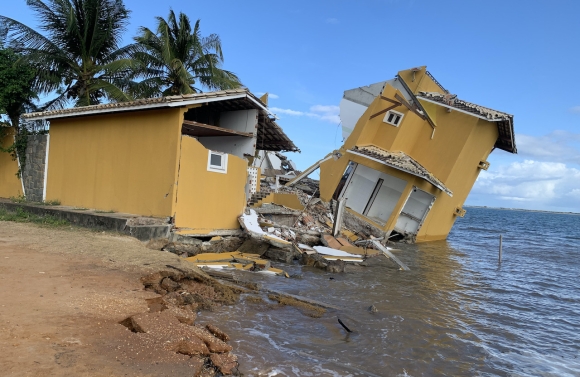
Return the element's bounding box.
[383,110,404,127]
[207,150,228,174]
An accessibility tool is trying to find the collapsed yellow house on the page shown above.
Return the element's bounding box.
[12,89,297,234]
[309,66,516,242]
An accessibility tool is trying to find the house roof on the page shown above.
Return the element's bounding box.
[22,89,299,152]
[347,145,453,197]
[22,89,255,120]
[416,91,516,154]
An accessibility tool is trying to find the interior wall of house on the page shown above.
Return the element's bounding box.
[174,135,248,233]
[366,173,407,224]
[196,109,258,160]
[395,188,435,235]
[45,108,182,217]
[341,164,407,225]
[0,127,23,198]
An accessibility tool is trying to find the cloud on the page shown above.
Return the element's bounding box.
[516,131,580,165]
[472,160,580,207]
[569,106,580,113]
[270,105,340,124]
[326,18,339,24]
[270,107,304,116]
[309,105,340,123]
[255,92,279,99]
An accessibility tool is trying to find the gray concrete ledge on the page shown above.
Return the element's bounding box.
[0,199,170,241]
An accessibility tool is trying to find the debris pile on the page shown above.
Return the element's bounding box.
[155,152,410,275]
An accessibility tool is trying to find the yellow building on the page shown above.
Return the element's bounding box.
[315,66,516,242]
[19,89,298,234]
[0,126,24,198]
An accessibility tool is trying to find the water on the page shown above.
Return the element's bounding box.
[199,208,580,376]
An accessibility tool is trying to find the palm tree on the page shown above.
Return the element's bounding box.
[131,10,242,97]
[0,0,137,108]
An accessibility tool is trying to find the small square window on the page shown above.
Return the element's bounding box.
[207,150,228,173]
[383,110,404,127]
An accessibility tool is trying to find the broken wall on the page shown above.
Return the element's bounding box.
[174,136,247,233]
[0,127,23,198]
[45,108,183,217]
[197,109,258,159]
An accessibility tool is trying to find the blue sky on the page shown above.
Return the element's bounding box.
[3,0,580,212]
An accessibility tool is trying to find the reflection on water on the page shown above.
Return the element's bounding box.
[198,208,580,376]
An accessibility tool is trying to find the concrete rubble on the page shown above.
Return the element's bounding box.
[150,154,410,274]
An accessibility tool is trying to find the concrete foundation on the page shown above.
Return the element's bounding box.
[0,199,170,241]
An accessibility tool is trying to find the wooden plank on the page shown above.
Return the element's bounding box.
[380,96,401,105]
[322,234,343,250]
[369,103,399,120]
[394,93,426,120]
[371,240,410,271]
[182,120,254,137]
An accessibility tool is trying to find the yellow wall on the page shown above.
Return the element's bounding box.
[416,118,497,241]
[255,192,305,210]
[0,128,23,198]
[46,109,183,217]
[174,135,248,232]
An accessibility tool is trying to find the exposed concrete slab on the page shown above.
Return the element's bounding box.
[126,225,172,241]
[0,198,170,241]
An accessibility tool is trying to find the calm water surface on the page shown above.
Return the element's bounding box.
[199,208,580,376]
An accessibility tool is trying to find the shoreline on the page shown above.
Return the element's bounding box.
[464,205,580,216]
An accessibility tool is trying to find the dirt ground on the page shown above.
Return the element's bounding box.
[0,222,231,377]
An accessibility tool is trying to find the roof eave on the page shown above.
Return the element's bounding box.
[347,149,453,197]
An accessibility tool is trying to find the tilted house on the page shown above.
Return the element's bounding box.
[317,66,516,242]
[14,89,298,234]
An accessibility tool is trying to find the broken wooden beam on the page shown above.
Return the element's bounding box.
[371,240,410,271]
[182,120,254,137]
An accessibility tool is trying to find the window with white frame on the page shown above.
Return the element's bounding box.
[207,150,228,173]
[383,110,404,127]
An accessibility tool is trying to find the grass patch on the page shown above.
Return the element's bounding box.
[9,195,27,203]
[73,207,89,210]
[8,196,61,206]
[39,199,61,206]
[0,207,70,227]
[95,209,116,213]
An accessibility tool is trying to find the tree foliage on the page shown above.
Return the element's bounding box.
[130,10,242,97]
[0,0,138,108]
[0,47,38,177]
[0,47,37,129]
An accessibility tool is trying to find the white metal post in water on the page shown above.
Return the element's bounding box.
[499,234,503,263]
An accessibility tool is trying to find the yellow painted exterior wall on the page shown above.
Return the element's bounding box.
[319,66,502,242]
[45,109,183,217]
[174,135,248,232]
[255,192,305,210]
[0,128,23,198]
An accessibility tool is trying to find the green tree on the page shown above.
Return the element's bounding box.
[0,47,37,130]
[131,10,242,97]
[0,0,137,108]
[0,47,38,175]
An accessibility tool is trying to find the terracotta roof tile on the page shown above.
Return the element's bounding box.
[348,145,453,196]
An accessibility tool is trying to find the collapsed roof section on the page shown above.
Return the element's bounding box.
[23,89,299,153]
[416,91,516,153]
[348,145,453,197]
[339,68,517,154]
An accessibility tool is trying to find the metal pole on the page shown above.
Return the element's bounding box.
[499,234,503,263]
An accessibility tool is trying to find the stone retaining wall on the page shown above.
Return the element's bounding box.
[22,134,48,202]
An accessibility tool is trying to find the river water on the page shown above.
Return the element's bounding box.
[199,207,580,376]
